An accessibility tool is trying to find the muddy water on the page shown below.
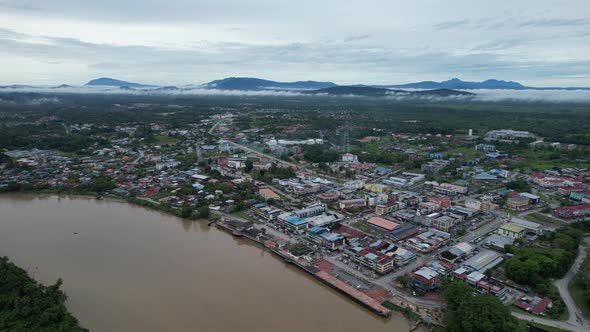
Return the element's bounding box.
[0,194,416,332]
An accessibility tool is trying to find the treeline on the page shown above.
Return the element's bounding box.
[505,221,589,317]
[0,256,88,332]
[442,281,525,332]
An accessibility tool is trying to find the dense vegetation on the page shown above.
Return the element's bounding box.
[505,222,589,317]
[442,281,525,332]
[0,256,88,332]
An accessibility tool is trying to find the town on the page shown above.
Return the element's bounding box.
[1,98,589,332]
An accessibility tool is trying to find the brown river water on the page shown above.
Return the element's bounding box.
[0,194,417,332]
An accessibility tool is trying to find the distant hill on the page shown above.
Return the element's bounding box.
[85,78,156,88]
[305,86,474,97]
[205,77,337,91]
[366,78,527,90]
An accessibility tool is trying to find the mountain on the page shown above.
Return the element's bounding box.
[304,86,474,97]
[205,77,337,91]
[85,78,156,88]
[372,78,527,90]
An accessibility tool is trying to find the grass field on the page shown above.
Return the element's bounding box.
[231,210,258,223]
[524,212,564,224]
[351,221,383,236]
[153,135,179,145]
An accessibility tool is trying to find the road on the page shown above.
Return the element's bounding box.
[513,237,589,332]
[132,149,144,164]
[555,238,589,328]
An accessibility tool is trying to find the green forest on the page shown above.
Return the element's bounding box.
[0,256,88,332]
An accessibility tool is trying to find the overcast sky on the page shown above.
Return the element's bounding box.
[1,0,589,86]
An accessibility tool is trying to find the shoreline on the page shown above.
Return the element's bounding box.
[0,191,429,329]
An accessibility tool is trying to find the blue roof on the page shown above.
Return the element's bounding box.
[474,172,497,180]
[286,216,307,226]
[309,226,328,235]
[254,203,268,208]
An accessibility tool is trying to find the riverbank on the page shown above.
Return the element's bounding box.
[0,256,88,332]
[0,193,419,332]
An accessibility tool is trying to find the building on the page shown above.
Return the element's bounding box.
[343,179,365,190]
[366,217,400,232]
[375,204,393,215]
[485,129,531,141]
[406,229,451,253]
[364,183,388,193]
[553,203,590,220]
[341,153,359,163]
[316,192,339,202]
[506,195,529,211]
[433,183,468,196]
[475,144,496,152]
[279,215,308,233]
[293,204,326,218]
[440,242,474,262]
[345,245,396,274]
[258,188,281,200]
[432,215,460,232]
[498,223,526,239]
[484,234,515,251]
[339,198,366,209]
[250,203,283,221]
[462,249,504,273]
[421,160,449,173]
[411,266,441,291]
[511,218,542,235]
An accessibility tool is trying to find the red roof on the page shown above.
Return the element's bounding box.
[532,297,552,315]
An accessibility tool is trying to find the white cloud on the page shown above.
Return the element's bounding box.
[0,0,589,86]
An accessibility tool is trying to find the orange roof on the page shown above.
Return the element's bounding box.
[367,217,400,231]
[259,188,280,199]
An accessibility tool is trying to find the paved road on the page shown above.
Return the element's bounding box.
[555,238,589,328]
[513,237,589,332]
[131,149,144,164]
[324,254,442,310]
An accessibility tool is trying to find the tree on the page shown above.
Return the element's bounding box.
[442,281,525,332]
[506,179,531,192]
[397,275,411,289]
[244,159,253,173]
[180,204,193,218]
[198,205,210,219]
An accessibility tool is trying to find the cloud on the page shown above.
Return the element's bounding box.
[432,19,470,30]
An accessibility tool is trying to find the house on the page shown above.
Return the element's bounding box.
[498,223,526,239]
[259,188,281,200]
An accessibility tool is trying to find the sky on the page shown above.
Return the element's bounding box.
[1,0,589,86]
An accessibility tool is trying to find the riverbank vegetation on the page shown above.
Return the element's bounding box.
[0,256,88,332]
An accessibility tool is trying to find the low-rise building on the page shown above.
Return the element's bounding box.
[498,223,526,239]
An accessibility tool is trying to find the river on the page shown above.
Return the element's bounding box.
[0,194,417,332]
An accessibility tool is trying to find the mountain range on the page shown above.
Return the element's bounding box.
[85,77,157,88]
[74,76,590,94]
